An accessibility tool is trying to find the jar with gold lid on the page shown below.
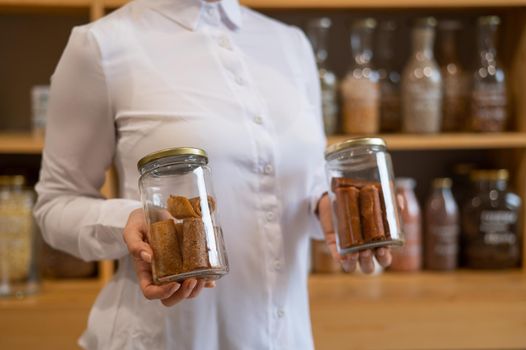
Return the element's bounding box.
[325,137,403,254]
[138,147,229,284]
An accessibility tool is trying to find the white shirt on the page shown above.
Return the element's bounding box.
[34,0,328,349]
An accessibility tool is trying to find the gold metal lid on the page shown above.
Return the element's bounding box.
[325,137,386,159]
[470,169,509,182]
[433,177,452,189]
[0,175,26,187]
[137,147,208,171]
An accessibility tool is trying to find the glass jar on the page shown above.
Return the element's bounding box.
[438,20,469,132]
[402,17,443,134]
[377,20,401,133]
[462,170,521,269]
[341,18,380,134]
[138,147,229,284]
[424,178,459,271]
[390,178,422,272]
[325,137,403,254]
[0,176,39,297]
[470,16,508,132]
[307,17,339,136]
[311,240,341,273]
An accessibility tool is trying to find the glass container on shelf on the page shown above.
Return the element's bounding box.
[390,178,422,272]
[462,170,521,269]
[402,17,443,134]
[341,18,380,134]
[470,16,508,132]
[438,20,469,132]
[377,20,401,133]
[0,176,39,297]
[424,178,459,271]
[41,242,97,279]
[307,17,339,136]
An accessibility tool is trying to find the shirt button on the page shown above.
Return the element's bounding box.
[218,36,232,50]
[277,309,285,318]
[235,76,245,86]
[266,211,275,222]
[253,115,263,125]
[264,164,273,175]
[274,260,282,271]
[206,7,214,16]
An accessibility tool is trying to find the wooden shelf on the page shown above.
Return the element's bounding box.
[328,132,526,151]
[0,133,44,154]
[0,0,90,9]
[0,272,524,349]
[241,0,526,8]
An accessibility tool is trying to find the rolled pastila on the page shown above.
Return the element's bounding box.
[334,186,363,248]
[359,185,386,241]
[149,220,183,280]
[181,218,210,271]
[167,195,200,219]
[189,196,216,216]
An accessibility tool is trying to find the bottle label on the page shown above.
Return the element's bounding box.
[471,89,507,131]
[403,85,442,133]
[479,210,517,246]
[429,225,458,257]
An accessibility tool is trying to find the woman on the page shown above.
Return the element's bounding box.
[34,0,391,348]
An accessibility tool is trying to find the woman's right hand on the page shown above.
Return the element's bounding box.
[123,208,215,306]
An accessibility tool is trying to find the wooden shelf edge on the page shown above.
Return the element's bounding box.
[328,132,526,150]
[0,133,44,154]
[0,0,91,9]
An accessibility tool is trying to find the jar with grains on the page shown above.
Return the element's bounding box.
[325,137,403,255]
[462,170,521,269]
[307,17,339,135]
[390,178,422,272]
[0,176,39,297]
[470,16,508,132]
[438,20,469,132]
[341,18,380,134]
[138,147,229,284]
[424,178,459,271]
[377,20,401,133]
[402,17,443,134]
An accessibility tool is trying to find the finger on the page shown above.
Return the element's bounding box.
[161,279,198,307]
[204,280,216,288]
[135,260,180,299]
[359,250,375,274]
[375,247,392,268]
[124,229,153,263]
[342,252,359,273]
[188,280,206,299]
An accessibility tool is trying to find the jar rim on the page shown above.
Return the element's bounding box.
[137,147,208,171]
[325,137,386,159]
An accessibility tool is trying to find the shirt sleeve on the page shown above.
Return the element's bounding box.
[294,27,329,240]
[34,26,142,262]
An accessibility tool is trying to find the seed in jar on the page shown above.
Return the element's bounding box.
[167,196,200,219]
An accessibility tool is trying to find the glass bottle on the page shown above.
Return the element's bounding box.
[341,18,380,134]
[0,176,39,297]
[390,178,422,272]
[377,20,401,133]
[424,178,459,270]
[402,17,443,134]
[470,16,508,132]
[438,20,469,132]
[462,170,521,269]
[307,18,339,136]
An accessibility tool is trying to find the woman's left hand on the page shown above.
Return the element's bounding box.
[317,193,392,274]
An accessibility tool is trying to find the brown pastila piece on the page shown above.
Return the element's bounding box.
[149,220,183,279]
[359,184,386,242]
[182,218,210,271]
[377,185,392,239]
[331,177,378,192]
[167,195,200,219]
[189,196,216,217]
[334,186,363,248]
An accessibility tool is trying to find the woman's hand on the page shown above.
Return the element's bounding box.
[317,193,392,274]
[123,208,215,306]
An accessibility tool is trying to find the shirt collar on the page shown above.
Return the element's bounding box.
[147,0,242,31]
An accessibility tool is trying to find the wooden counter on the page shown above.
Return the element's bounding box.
[0,272,525,349]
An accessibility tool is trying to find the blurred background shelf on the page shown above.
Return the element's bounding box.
[0,271,524,350]
[0,133,43,154]
[328,132,526,150]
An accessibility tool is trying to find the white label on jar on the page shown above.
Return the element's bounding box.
[403,84,442,133]
[471,88,507,130]
[429,225,458,257]
[479,210,517,246]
